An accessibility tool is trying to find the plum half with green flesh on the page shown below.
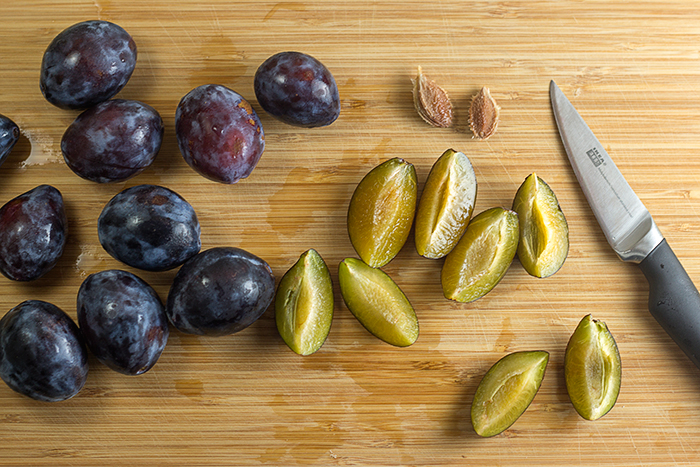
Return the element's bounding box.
[275,249,334,356]
[471,351,549,437]
[512,173,569,278]
[347,158,417,268]
[415,149,477,259]
[441,207,519,303]
[338,257,418,347]
[565,314,621,421]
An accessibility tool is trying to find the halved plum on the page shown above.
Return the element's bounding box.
[471,351,549,437]
[338,258,418,347]
[512,173,569,278]
[415,149,477,259]
[441,208,519,302]
[275,249,334,356]
[347,158,417,268]
[565,314,621,421]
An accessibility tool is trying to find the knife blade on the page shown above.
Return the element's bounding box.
[550,80,700,369]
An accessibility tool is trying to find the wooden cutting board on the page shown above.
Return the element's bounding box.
[2,1,700,465]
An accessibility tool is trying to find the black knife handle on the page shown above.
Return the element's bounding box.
[639,239,700,369]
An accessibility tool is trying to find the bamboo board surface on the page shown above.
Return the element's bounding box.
[2,1,700,465]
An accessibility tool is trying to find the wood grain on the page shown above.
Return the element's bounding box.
[2,1,700,465]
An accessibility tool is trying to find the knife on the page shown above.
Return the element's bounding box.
[550,80,700,369]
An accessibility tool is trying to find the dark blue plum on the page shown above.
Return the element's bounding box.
[77,270,169,375]
[98,185,201,271]
[40,20,137,109]
[0,185,68,281]
[166,247,275,336]
[254,51,340,128]
[175,84,265,184]
[0,300,88,402]
[0,114,19,167]
[61,99,163,183]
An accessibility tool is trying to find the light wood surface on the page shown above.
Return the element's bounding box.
[2,1,700,465]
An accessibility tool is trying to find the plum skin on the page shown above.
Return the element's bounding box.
[0,300,88,402]
[77,270,169,375]
[40,20,137,110]
[0,185,68,281]
[98,185,201,272]
[175,84,265,184]
[61,99,163,183]
[254,51,340,128]
[0,114,19,167]
[166,247,275,336]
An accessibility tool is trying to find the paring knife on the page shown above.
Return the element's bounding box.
[550,80,700,369]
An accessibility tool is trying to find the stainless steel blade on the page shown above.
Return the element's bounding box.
[550,80,663,262]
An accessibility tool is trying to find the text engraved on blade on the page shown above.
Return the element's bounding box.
[589,147,633,222]
[586,148,604,167]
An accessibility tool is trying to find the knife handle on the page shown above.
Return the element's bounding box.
[639,239,700,369]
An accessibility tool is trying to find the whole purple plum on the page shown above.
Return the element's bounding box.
[40,20,137,110]
[0,300,88,402]
[61,99,163,183]
[0,114,19,167]
[77,270,169,375]
[175,84,265,184]
[0,185,68,281]
[166,247,275,336]
[98,185,201,271]
[254,51,340,128]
